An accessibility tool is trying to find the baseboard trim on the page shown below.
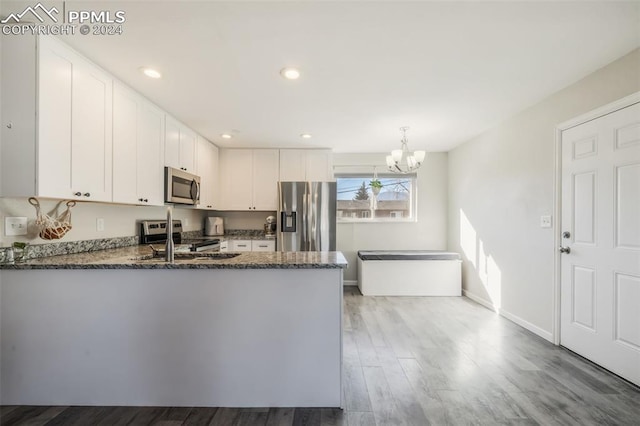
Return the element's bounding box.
[462,290,553,343]
[462,289,498,312]
[344,280,358,287]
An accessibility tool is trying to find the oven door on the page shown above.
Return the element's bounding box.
[165,167,201,205]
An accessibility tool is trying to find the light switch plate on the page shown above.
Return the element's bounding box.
[540,215,552,228]
[5,217,28,236]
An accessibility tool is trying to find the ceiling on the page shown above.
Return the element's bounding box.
[3,1,639,152]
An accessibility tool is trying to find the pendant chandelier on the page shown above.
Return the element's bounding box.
[385,127,426,174]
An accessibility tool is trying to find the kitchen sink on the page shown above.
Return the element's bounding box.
[132,252,241,262]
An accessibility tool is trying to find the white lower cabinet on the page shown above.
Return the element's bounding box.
[223,239,275,252]
[232,240,252,252]
[251,240,276,252]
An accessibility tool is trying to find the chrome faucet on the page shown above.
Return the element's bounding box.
[165,208,175,263]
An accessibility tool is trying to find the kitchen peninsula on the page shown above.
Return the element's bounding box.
[0,248,347,407]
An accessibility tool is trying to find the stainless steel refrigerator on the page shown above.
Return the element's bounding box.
[278,181,337,251]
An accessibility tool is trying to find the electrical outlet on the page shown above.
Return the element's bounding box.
[96,218,105,232]
[4,217,28,236]
[540,215,552,228]
[184,218,189,227]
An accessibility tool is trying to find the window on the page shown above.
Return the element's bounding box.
[335,173,417,222]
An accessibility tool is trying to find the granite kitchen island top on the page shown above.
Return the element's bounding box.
[0,245,348,270]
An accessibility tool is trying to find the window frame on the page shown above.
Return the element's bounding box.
[335,172,418,223]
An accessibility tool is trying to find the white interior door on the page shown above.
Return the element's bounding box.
[560,102,640,386]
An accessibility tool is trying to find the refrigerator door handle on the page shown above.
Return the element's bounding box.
[303,192,310,251]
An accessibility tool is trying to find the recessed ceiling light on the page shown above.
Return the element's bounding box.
[280,67,300,80]
[221,133,233,139]
[140,67,162,79]
[300,133,312,139]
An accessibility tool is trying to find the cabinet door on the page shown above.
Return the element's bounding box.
[306,150,334,181]
[112,84,139,204]
[251,240,275,252]
[211,143,220,208]
[232,240,252,252]
[180,127,196,172]
[71,56,113,202]
[37,37,72,199]
[279,149,306,182]
[220,149,253,210]
[197,136,217,209]
[252,149,279,210]
[164,116,181,170]
[138,102,165,205]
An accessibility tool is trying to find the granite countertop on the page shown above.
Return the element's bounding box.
[219,234,276,241]
[0,245,348,270]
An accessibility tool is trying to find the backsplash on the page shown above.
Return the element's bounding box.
[225,229,268,238]
[0,235,139,262]
[0,228,268,262]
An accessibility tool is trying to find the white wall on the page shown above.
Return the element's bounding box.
[448,48,640,340]
[335,152,448,282]
[0,198,205,246]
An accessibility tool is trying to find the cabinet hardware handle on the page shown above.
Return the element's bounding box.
[83,193,91,197]
[139,198,144,202]
[143,199,148,203]
[74,192,82,196]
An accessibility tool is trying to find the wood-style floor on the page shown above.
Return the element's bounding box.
[1,287,639,426]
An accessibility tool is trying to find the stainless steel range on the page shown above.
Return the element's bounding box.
[139,220,221,252]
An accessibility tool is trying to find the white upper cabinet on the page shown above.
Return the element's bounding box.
[196,136,219,210]
[278,150,307,181]
[252,150,280,210]
[70,56,113,202]
[112,85,139,204]
[279,149,333,182]
[220,149,279,211]
[220,149,254,210]
[137,102,165,206]
[113,83,164,206]
[37,36,73,199]
[1,35,113,201]
[165,116,196,173]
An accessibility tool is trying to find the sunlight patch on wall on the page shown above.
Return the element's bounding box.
[460,209,502,310]
[460,209,476,267]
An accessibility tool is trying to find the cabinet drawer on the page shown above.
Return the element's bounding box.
[232,240,252,252]
[219,240,229,252]
[251,240,275,252]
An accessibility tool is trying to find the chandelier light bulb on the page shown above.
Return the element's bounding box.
[386,155,395,168]
[391,149,403,162]
[414,150,426,163]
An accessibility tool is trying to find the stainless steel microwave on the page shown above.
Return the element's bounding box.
[164,167,201,205]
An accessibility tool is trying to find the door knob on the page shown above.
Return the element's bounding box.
[559,246,571,254]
